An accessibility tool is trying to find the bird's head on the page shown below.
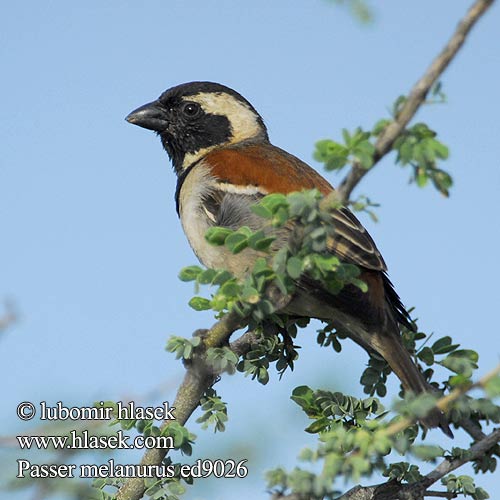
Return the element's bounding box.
[126,81,269,174]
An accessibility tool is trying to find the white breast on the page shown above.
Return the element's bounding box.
[178,164,225,270]
[178,162,272,276]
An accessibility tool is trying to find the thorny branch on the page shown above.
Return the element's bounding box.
[116,1,496,499]
[337,0,495,204]
[116,312,266,500]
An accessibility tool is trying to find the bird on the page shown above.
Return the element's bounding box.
[126,81,451,436]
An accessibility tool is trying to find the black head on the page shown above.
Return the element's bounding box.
[126,81,269,174]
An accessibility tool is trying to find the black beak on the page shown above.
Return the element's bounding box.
[125,100,169,132]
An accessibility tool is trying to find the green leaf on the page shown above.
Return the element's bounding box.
[415,167,428,187]
[305,417,330,434]
[178,265,203,282]
[441,350,478,377]
[286,256,303,279]
[188,296,211,311]
[219,280,241,297]
[412,445,444,461]
[314,139,349,170]
[205,226,232,245]
[247,230,275,251]
[241,285,261,304]
[225,231,249,254]
[352,278,368,293]
[433,141,449,159]
[212,269,233,285]
[167,481,186,496]
[253,193,288,216]
[197,268,217,284]
[417,346,434,366]
[432,169,453,196]
[342,128,351,145]
[291,385,316,413]
[392,95,407,117]
[372,118,391,136]
[431,336,457,355]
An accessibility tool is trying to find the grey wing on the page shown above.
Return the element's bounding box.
[208,188,386,272]
[214,192,264,230]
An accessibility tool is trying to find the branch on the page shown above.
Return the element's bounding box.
[116,311,243,500]
[422,428,500,488]
[115,313,278,500]
[337,0,495,203]
[273,364,500,500]
[335,427,500,500]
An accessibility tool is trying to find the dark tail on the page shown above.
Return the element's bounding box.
[380,331,453,437]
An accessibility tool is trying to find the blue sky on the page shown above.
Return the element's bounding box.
[1,1,499,499]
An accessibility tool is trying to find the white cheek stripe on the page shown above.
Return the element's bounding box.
[179,92,263,172]
[187,92,262,144]
[215,182,268,196]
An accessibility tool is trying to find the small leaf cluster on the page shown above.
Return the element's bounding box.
[408,332,479,389]
[205,225,275,254]
[349,194,380,222]
[359,326,484,403]
[266,466,340,500]
[442,474,490,500]
[316,322,345,353]
[91,459,189,500]
[264,405,421,498]
[383,462,423,483]
[237,319,304,384]
[165,335,201,360]
[179,259,279,321]
[314,93,452,197]
[102,401,196,458]
[360,353,392,397]
[393,392,440,424]
[296,423,393,484]
[158,422,196,456]
[205,346,238,373]
[291,385,384,433]
[254,191,368,295]
[314,127,375,171]
[142,470,187,500]
[196,388,228,432]
[393,122,452,196]
[90,478,122,500]
[427,81,447,105]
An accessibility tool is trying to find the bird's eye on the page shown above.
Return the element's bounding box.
[181,102,201,118]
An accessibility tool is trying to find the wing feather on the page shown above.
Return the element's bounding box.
[205,142,387,272]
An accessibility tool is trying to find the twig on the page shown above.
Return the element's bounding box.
[423,429,500,487]
[384,363,500,437]
[334,427,500,500]
[337,0,495,203]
